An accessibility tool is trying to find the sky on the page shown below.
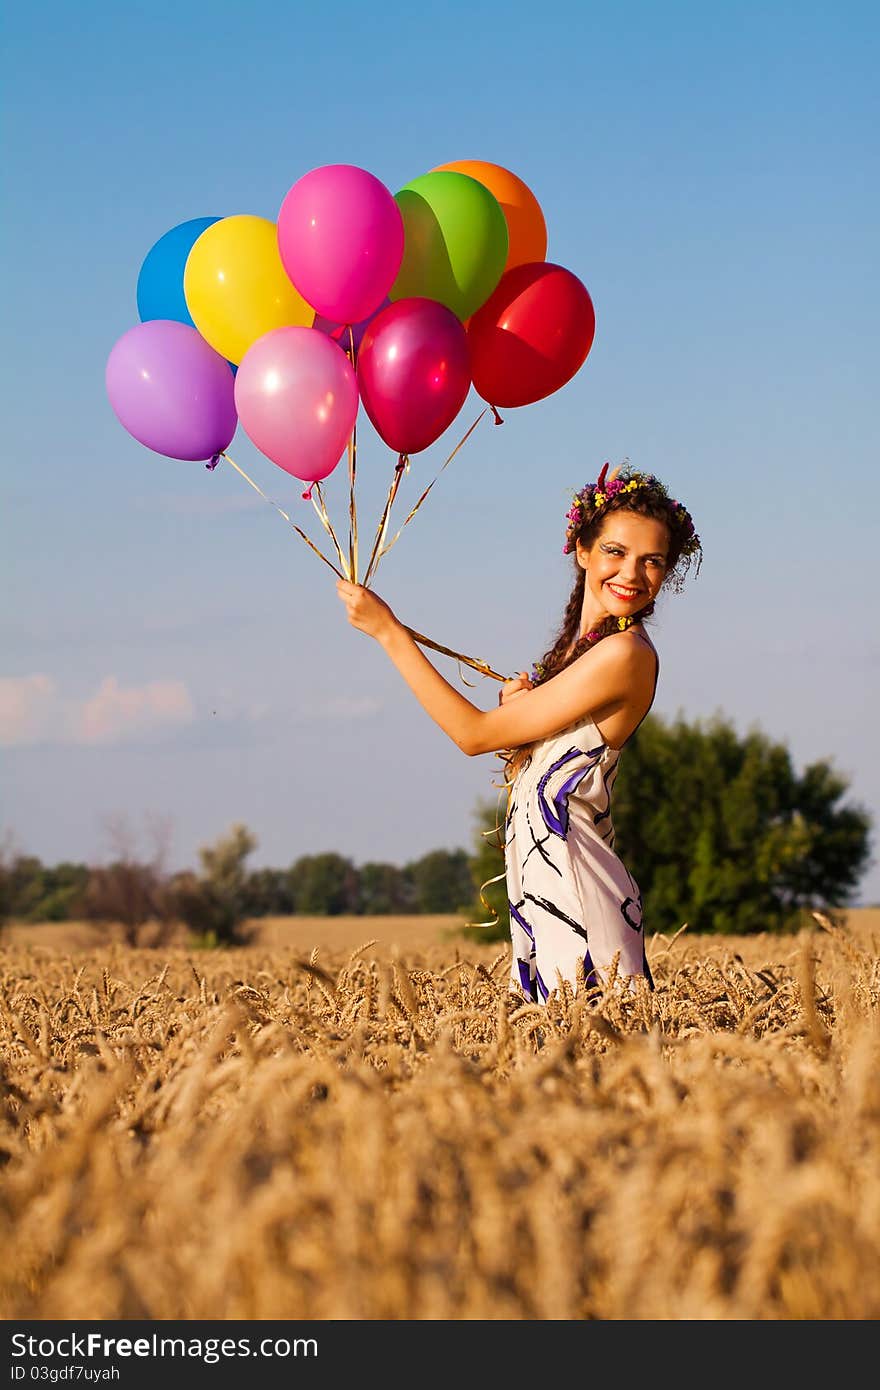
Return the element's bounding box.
[3,0,879,901]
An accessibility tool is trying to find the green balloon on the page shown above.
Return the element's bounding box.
[392,171,509,321]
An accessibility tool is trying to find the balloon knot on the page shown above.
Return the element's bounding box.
[395,454,407,473]
[491,405,504,426]
[301,483,315,501]
[206,454,221,471]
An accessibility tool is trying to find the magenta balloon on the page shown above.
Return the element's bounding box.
[234,326,358,483]
[277,165,404,325]
[357,298,471,455]
[312,298,391,355]
[105,320,237,461]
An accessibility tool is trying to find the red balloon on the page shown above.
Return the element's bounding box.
[468,263,595,408]
[357,298,471,454]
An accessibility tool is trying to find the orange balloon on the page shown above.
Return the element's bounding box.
[433,160,547,273]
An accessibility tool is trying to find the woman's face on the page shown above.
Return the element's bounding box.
[576,510,670,619]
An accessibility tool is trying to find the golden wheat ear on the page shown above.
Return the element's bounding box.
[608,465,622,483]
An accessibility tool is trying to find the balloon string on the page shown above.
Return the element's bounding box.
[347,385,359,583]
[211,452,345,580]
[209,456,509,687]
[311,482,350,577]
[362,453,407,588]
[402,624,508,682]
[457,659,479,688]
[461,781,510,928]
[374,408,489,567]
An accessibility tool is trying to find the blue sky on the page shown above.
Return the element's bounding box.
[4,1,879,901]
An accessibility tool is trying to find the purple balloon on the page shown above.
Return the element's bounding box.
[357,298,471,455]
[312,298,391,356]
[106,320,237,461]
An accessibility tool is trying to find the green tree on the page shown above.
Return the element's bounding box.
[0,854,90,923]
[171,823,258,944]
[406,848,475,912]
[613,714,871,933]
[289,852,360,915]
[358,861,413,914]
[242,867,296,917]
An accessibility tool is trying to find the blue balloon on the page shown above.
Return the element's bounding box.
[136,217,221,327]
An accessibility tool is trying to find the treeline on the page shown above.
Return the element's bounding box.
[0,829,475,945]
[1,713,872,945]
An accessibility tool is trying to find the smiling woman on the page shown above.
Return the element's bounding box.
[337,465,701,1004]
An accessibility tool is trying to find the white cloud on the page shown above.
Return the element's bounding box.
[0,675,57,746]
[0,674,195,747]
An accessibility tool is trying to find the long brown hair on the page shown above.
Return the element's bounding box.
[500,480,700,785]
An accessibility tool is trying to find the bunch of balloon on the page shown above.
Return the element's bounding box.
[105,160,597,679]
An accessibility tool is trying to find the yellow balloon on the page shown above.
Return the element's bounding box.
[183,215,312,364]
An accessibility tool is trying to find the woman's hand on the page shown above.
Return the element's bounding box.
[336,579,400,643]
[497,670,533,705]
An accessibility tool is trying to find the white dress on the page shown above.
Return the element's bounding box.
[504,646,658,1003]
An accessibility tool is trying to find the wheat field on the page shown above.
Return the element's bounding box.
[1,913,879,1320]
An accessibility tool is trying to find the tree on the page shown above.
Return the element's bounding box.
[242,867,296,917]
[612,714,871,933]
[289,852,360,915]
[171,823,258,945]
[358,861,414,914]
[0,853,90,924]
[82,814,175,945]
[406,848,475,913]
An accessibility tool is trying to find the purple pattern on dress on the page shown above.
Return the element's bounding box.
[583,949,600,990]
[517,958,534,996]
[537,745,604,838]
[509,899,535,942]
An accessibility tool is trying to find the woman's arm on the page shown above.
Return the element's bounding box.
[337,581,649,757]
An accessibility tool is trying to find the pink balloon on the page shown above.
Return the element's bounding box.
[277,165,404,325]
[357,298,471,456]
[234,327,358,483]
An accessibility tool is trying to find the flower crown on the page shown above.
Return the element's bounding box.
[563,462,701,559]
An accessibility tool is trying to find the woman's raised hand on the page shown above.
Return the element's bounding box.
[336,579,400,642]
[497,670,533,705]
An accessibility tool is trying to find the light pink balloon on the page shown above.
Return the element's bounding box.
[234,327,358,483]
[277,165,404,325]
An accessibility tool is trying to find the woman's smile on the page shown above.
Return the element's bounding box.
[605,582,643,601]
